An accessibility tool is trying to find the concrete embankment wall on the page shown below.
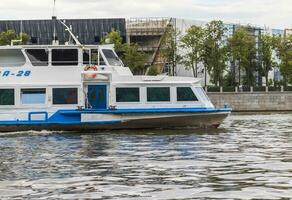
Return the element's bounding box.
[208,92,292,112]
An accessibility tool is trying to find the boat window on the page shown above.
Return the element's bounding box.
[147,87,170,102]
[116,88,140,102]
[89,49,106,65]
[91,49,98,65]
[53,88,78,105]
[83,49,90,64]
[177,87,198,101]
[102,49,122,66]
[0,49,26,67]
[52,49,78,66]
[0,89,15,105]
[196,87,210,102]
[21,89,46,105]
[25,49,48,66]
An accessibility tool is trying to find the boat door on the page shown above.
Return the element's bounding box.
[87,85,107,109]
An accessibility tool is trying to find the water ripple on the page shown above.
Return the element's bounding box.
[1,113,292,199]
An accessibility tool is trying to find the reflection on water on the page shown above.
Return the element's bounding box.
[1,113,292,199]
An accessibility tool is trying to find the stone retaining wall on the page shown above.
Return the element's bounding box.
[208,92,292,112]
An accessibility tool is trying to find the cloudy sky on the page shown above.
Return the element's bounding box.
[0,0,291,29]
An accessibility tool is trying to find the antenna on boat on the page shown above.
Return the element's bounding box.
[52,0,59,45]
[58,19,81,45]
[51,0,81,45]
[53,0,56,17]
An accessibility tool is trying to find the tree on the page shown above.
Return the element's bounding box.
[147,66,159,75]
[160,25,181,76]
[102,29,147,74]
[259,34,277,86]
[228,26,256,86]
[180,25,205,77]
[122,43,147,75]
[203,20,228,86]
[101,29,123,51]
[276,35,292,85]
[0,30,29,45]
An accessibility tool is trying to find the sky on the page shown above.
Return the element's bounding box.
[0,0,291,29]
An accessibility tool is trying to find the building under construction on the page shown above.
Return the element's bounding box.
[126,18,172,73]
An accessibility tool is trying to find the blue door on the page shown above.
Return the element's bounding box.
[88,85,107,109]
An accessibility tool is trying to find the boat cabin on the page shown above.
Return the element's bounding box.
[0,44,214,121]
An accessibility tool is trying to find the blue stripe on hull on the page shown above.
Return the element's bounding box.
[0,107,231,126]
[0,120,122,125]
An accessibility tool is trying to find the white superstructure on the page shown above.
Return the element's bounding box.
[0,43,230,132]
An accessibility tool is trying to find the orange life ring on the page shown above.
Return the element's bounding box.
[84,65,98,79]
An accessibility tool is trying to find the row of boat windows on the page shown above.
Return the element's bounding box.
[116,87,199,103]
[0,86,200,106]
[26,49,78,66]
[0,88,78,106]
[0,48,122,67]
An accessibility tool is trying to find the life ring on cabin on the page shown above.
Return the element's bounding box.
[84,65,98,79]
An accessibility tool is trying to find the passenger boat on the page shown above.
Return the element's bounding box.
[0,25,230,132]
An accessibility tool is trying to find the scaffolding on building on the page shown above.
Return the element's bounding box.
[126,18,173,73]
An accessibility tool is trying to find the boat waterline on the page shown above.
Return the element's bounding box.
[0,109,230,132]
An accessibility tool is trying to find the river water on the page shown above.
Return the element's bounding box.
[1,113,292,199]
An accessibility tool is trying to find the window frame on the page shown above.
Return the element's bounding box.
[51,48,79,66]
[82,48,106,66]
[0,88,15,106]
[52,87,79,105]
[146,87,171,103]
[101,48,123,66]
[20,88,47,105]
[195,87,210,102]
[116,87,140,103]
[25,48,49,67]
[176,87,199,102]
[83,49,91,65]
[0,49,26,67]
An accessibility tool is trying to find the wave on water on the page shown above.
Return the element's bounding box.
[0,130,64,137]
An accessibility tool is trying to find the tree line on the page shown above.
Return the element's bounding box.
[162,21,292,87]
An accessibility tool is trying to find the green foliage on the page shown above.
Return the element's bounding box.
[228,26,256,86]
[259,34,277,86]
[0,30,29,45]
[180,25,205,77]
[101,29,123,51]
[160,25,181,76]
[203,20,228,86]
[223,72,234,87]
[121,43,147,75]
[147,66,159,76]
[276,34,292,85]
[102,29,147,75]
[268,79,274,86]
[274,79,285,87]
